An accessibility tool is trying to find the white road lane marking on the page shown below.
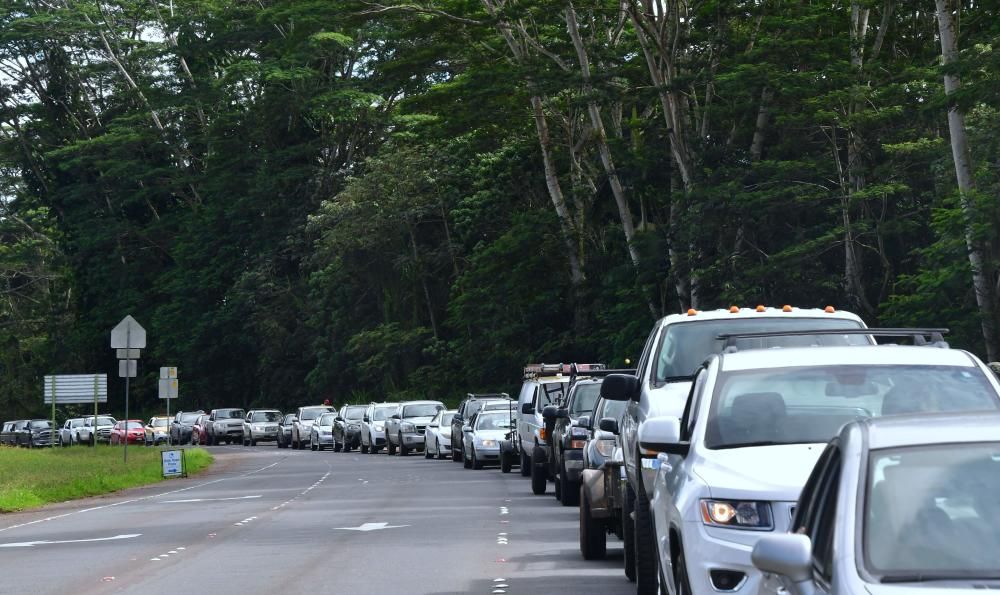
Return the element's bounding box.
[334,522,410,532]
[0,533,141,548]
[162,495,262,503]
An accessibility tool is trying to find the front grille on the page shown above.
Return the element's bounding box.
[97,428,111,437]
[416,425,426,435]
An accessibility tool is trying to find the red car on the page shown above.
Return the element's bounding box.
[110,420,145,445]
[190,414,211,445]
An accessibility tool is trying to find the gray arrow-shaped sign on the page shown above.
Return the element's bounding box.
[110,315,146,349]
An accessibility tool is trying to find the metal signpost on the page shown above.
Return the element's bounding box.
[158,367,178,444]
[43,375,108,447]
[111,315,146,462]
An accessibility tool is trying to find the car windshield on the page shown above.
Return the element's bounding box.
[864,442,1000,579]
[126,422,143,429]
[706,365,1000,449]
[345,406,366,420]
[300,408,329,421]
[440,413,455,426]
[30,420,52,429]
[373,406,395,421]
[596,398,626,422]
[180,413,201,423]
[402,404,442,418]
[252,411,280,422]
[536,381,567,408]
[91,416,115,426]
[216,409,245,419]
[317,413,335,426]
[654,318,868,384]
[283,415,296,424]
[569,383,601,416]
[152,419,168,427]
[70,419,84,427]
[476,413,513,430]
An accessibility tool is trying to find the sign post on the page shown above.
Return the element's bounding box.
[159,367,178,444]
[111,315,146,463]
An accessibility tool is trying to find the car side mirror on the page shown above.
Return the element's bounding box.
[392,414,401,420]
[601,373,640,402]
[520,402,534,415]
[637,417,688,456]
[598,417,619,435]
[363,416,370,423]
[462,425,472,433]
[751,534,814,595]
[335,416,344,422]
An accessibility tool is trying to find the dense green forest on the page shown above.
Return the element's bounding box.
[1,0,999,416]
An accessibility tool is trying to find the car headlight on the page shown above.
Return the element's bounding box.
[373,422,384,430]
[400,422,415,432]
[594,438,615,457]
[476,438,497,448]
[700,500,772,529]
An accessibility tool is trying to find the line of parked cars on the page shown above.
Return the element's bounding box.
[467,305,1000,595]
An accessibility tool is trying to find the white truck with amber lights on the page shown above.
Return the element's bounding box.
[599,305,868,593]
[641,328,1000,595]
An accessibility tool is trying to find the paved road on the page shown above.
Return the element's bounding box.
[0,446,630,594]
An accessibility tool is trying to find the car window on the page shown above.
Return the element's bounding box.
[373,406,395,421]
[636,324,660,380]
[654,318,867,384]
[251,411,281,422]
[569,383,601,416]
[180,412,202,423]
[476,413,513,430]
[153,419,169,427]
[680,367,708,441]
[534,382,566,409]
[317,413,336,425]
[440,413,455,426]
[299,408,325,421]
[345,406,366,420]
[125,422,143,429]
[804,447,840,581]
[30,420,52,429]
[282,414,296,424]
[705,364,999,449]
[402,404,443,417]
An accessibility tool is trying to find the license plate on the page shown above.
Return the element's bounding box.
[640,458,661,470]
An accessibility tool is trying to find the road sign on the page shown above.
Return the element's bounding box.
[158,378,178,399]
[159,367,177,379]
[110,315,146,349]
[118,360,137,378]
[161,450,183,478]
[42,375,108,404]
[116,348,140,359]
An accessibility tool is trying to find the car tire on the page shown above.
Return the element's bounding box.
[561,462,580,507]
[334,440,341,452]
[635,486,659,595]
[500,450,512,473]
[451,443,462,462]
[361,443,369,454]
[472,448,483,470]
[674,547,692,595]
[530,457,547,495]
[399,436,408,456]
[250,438,256,446]
[554,466,563,501]
[424,444,433,459]
[387,439,396,456]
[580,486,607,560]
[520,449,531,477]
[311,441,318,451]
[623,484,637,582]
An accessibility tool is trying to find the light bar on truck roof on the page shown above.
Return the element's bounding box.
[717,328,950,351]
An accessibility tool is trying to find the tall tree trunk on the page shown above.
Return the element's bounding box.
[935,0,1000,360]
[408,225,439,339]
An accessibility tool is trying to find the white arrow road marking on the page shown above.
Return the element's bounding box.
[162,495,262,503]
[0,533,141,548]
[334,522,410,532]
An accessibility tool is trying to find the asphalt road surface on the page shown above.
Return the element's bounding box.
[0,446,630,594]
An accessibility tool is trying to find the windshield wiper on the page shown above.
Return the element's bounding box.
[881,574,1000,584]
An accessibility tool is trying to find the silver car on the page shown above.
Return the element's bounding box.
[361,403,397,454]
[424,410,456,459]
[385,400,444,456]
[292,405,334,449]
[276,413,297,449]
[310,412,336,451]
[58,418,86,446]
[753,412,1000,595]
[78,415,116,445]
[242,409,282,446]
[462,410,513,469]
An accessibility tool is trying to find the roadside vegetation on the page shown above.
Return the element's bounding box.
[0,448,213,513]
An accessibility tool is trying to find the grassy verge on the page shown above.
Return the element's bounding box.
[0,446,213,513]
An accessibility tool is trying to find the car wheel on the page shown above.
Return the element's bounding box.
[635,486,659,595]
[554,466,563,501]
[399,435,408,456]
[674,547,692,595]
[500,450,512,473]
[580,485,607,560]
[424,443,433,459]
[387,439,396,456]
[520,448,531,477]
[560,462,580,506]
[361,443,369,454]
[530,452,547,495]
[250,437,256,446]
[463,448,472,469]
[311,441,318,451]
[451,442,462,462]
[623,484,637,582]
[472,448,483,470]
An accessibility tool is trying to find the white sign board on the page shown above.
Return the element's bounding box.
[159,367,177,379]
[43,375,108,404]
[158,378,178,400]
[110,315,147,349]
[116,348,140,359]
[118,359,137,378]
[161,450,183,478]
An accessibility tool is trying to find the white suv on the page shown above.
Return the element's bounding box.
[515,365,571,490]
[600,306,867,590]
[640,331,1000,595]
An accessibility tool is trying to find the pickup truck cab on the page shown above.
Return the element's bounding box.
[207,408,246,445]
[547,377,606,505]
[600,305,868,592]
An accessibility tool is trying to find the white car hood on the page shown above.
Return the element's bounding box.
[473,429,508,441]
[646,382,692,419]
[404,416,435,424]
[694,443,826,501]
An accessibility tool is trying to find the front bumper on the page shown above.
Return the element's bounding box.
[679,520,768,594]
[438,438,452,452]
[401,433,425,448]
[250,428,279,441]
[475,446,501,462]
[313,433,334,445]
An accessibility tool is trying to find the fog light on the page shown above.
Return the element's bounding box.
[709,569,746,592]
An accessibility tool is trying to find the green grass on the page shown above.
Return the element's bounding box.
[0,446,213,513]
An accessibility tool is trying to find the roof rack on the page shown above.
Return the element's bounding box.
[717,328,950,351]
[466,392,511,400]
